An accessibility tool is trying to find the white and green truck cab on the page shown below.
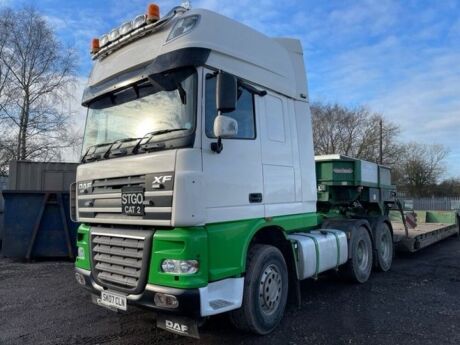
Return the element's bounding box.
[73,3,396,337]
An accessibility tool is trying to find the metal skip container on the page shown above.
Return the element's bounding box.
[1,161,78,259]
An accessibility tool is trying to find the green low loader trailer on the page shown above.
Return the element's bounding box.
[316,154,459,253]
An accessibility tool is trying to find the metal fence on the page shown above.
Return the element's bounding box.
[400,197,460,211]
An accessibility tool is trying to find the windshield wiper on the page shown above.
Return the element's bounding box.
[105,137,140,158]
[82,129,189,163]
[135,128,189,152]
[81,142,112,163]
[82,137,141,163]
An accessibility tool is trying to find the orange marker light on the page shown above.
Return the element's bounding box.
[147,3,160,22]
[91,38,100,54]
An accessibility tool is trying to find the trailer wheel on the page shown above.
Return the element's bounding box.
[229,244,288,335]
[374,222,393,272]
[345,226,373,283]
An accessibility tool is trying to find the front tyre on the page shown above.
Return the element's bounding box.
[229,244,288,335]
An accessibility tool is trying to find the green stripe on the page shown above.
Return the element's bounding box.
[149,212,319,288]
[75,212,320,289]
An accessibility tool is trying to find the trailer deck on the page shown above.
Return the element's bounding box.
[391,210,459,252]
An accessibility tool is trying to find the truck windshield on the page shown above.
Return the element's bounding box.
[82,67,197,154]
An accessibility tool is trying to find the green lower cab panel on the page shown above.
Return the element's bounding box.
[75,212,319,290]
[148,212,318,288]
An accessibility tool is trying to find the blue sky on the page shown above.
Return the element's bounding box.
[1,0,460,178]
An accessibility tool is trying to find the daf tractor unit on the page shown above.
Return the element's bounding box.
[72,3,459,338]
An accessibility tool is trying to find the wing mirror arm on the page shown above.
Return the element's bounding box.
[211,136,224,154]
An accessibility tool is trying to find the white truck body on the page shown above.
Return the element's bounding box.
[77,8,317,228]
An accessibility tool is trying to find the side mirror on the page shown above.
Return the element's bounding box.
[216,71,237,113]
[211,115,238,153]
[213,115,238,138]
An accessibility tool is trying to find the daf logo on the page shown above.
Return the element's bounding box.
[78,181,92,191]
[151,175,172,189]
[165,320,188,334]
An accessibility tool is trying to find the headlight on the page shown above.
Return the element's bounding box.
[133,14,146,29]
[108,27,120,42]
[166,15,199,42]
[161,259,199,274]
[119,21,133,35]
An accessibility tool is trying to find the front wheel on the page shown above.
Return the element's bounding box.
[229,244,288,335]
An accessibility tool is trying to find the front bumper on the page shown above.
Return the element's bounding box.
[76,267,201,317]
[75,267,243,317]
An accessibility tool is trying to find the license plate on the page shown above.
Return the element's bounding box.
[121,186,145,216]
[99,291,127,311]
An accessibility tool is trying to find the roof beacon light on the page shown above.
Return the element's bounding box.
[91,38,100,54]
[147,3,160,22]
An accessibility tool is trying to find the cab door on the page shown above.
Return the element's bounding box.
[201,69,263,223]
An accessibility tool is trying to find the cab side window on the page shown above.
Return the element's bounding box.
[205,74,256,139]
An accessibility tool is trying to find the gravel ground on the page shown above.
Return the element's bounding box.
[0,236,459,345]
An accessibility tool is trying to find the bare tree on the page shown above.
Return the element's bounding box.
[309,102,452,196]
[311,103,402,165]
[434,177,460,197]
[0,8,12,116]
[0,6,78,174]
[394,143,449,197]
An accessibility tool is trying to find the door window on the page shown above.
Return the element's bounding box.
[205,74,256,139]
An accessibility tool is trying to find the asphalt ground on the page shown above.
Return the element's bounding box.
[0,236,459,345]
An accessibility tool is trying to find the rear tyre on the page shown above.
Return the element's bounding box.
[374,222,393,272]
[345,226,373,283]
[229,244,288,335]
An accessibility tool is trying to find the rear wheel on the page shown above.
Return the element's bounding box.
[374,222,393,272]
[229,244,288,334]
[345,226,373,283]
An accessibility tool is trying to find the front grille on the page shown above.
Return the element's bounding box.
[91,228,153,294]
[77,172,174,226]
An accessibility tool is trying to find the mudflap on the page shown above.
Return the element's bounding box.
[156,313,200,339]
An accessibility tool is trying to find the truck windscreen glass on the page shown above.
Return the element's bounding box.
[82,67,197,155]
